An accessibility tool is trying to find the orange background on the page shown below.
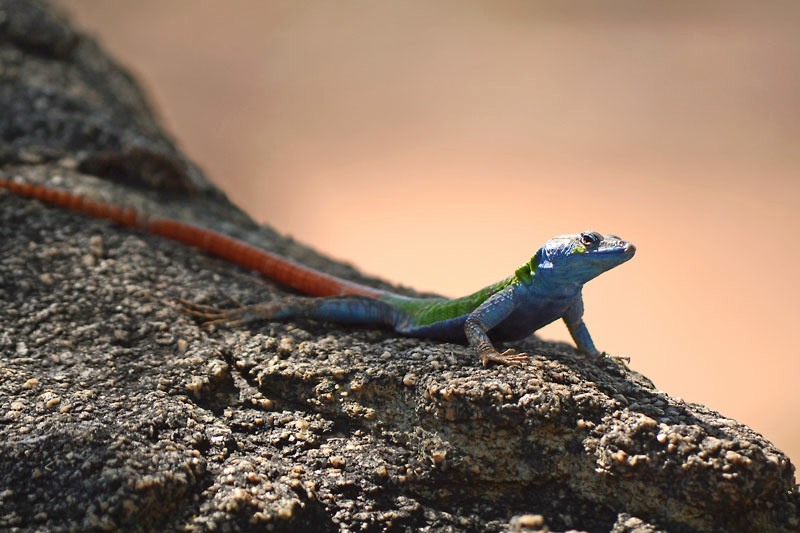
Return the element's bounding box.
[59,2,799,467]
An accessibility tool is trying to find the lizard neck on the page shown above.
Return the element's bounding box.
[514,254,581,299]
[514,246,588,299]
[527,266,583,299]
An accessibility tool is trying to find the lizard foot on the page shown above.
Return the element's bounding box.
[582,350,630,365]
[607,353,631,365]
[176,298,269,328]
[479,348,529,367]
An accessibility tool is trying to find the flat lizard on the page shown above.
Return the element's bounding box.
[1,178,635,365]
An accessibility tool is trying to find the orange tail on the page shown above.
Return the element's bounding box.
[0,178,383,298]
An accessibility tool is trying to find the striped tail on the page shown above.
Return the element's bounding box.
[0,178,384,298]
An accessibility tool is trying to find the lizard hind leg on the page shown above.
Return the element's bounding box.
[177,298,289,328]
[177,295,399,330]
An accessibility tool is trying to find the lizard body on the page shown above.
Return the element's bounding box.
[1,177,635,365]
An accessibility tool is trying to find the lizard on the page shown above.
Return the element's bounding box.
[0,177,635,366]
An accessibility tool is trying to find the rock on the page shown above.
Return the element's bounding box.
[0,1,797,531]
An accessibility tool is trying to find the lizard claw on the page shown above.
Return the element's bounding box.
[581,349,629,364]
[176,298,248,328]
[586,350,631,365]
[176,298,221,315]
[606,353,631,365]
[479,348,529,367]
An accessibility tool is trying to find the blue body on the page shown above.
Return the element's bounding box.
[275,232,636,359]
[389,286,578,344]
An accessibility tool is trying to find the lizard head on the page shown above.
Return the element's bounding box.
[531,231,635,288]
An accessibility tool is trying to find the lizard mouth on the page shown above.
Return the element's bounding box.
[591,241,635,265]
[596,241,635,256]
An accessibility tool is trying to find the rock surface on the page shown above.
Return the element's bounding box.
[0,1,798,531]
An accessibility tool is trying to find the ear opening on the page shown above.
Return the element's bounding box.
[531,249,552,271]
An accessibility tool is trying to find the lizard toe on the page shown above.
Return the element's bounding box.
[480,349,528,367]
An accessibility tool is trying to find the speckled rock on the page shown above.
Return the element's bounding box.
[0,1,798,532]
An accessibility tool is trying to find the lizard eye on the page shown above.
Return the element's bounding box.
[580,232,601,248]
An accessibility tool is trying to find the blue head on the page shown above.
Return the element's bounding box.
[528,231,635,291]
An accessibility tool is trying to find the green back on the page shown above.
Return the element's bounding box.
[382,268,529,326]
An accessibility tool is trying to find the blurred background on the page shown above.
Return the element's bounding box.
[58,1,798,466]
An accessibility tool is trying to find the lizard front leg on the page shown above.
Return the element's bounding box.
[562,298,603,358]
[463,287,528,366]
